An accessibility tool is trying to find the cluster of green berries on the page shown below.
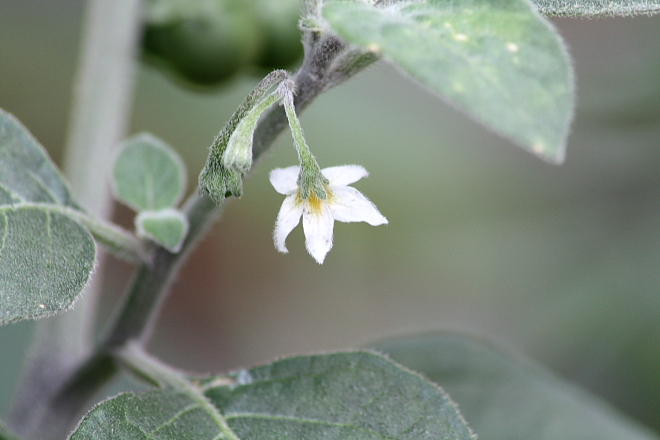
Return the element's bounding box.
[142,0,303,87]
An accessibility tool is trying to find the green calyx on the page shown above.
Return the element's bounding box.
[298,163,329,201]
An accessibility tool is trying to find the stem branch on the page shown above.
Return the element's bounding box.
[119,343,240,440]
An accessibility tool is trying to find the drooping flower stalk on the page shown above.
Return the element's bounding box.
[272,80,387,264]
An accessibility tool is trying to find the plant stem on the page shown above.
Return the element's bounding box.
[74,210,151,265]
[102,193,220,348]
[119,343,241,440]
[6,0,143,438]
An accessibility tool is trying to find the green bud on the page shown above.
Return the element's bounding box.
[198,162,242,201]
[222,92,280,173]
[199,70,288,203]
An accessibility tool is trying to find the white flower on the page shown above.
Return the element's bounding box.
[270,165,388,264]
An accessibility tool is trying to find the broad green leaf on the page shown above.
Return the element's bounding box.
[135,208,188,252]
[323,0,574,163]
[0,205,96,325]
[0,108,79,207]
[372,333,660,440]
[69,390,226,440]
[530,0,660,16]
[112,133,186,212]
[201,351,475,440]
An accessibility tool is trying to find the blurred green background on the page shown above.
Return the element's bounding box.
[1,0,660,434]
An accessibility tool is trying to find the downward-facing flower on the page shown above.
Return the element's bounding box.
[270,165,388,264]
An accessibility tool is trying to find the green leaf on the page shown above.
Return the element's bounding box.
[0,108,79,208]
[135,208,189,253]
[71,352,475,440]
[323,0,574,164]
[530,0,660,16]
[201,351,475,440]
[112,133,186,212]
[372,333,660,440]
[68,390,227,440]
[0,205,96,325]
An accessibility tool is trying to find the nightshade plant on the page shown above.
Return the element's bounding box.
[1,0,659,439]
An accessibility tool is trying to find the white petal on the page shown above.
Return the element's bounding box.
[302,203,335,264]
[269,166,300,195]
[322,165,368,186]
[329,187,388,225]
[273,195,303,253]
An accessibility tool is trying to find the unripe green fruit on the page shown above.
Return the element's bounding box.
[143,5,261,86]
[251,0,303,71]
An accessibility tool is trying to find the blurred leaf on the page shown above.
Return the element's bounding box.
[372,333,660,440]
[530,0,660,16]
[323,0,574,163]
[201,351,475,440]
[0,205,95,325]
[135,208,188,252]
[68,390,226,440]
[112,133,186,212]
[0,108,79,208]
[0,423,20,440]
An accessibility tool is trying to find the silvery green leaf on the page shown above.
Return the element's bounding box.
[323,0,574,163]
[68,390,227,440]
[531,0,660,16]
[201,351,475,440]
[112,133,186,212]
[70,351,475,440]
[135,208,188,253]
[0,108,79,207]
[0,204,95,325]
[373,333,660,440]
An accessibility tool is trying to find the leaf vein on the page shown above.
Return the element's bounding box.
[146,402,201,438]
[27,170,61,204]
[225,413,392,440]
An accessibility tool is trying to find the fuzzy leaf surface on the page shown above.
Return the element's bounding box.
[323,0,574,163]
[530,0,660,16]
[0,108,79,207]
[68,390,226,440]
[0,205,95,324]
[201,351,475,440]
[373,333,660,440]
[135,208,188,252]
[112,133,186,212]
